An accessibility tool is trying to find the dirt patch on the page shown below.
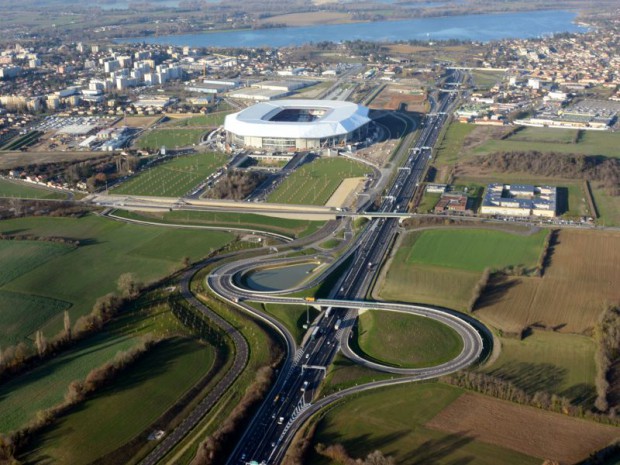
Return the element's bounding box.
[427,393,620,464]
[476,229,620,334]
[119,116,161,128]
[369,83,427,112]
[258,12,353,26]
[0,151,109,169]
[461,125,512,152]
[325,177,364,208]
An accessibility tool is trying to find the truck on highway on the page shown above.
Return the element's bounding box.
[325,307,332,318]
[301,380,309,392]
[304,296,316,302]
[311,326,321,339]
[334,319,342,331]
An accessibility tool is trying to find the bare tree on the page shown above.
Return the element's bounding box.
[35,330,47,357]
[64,310,72,340]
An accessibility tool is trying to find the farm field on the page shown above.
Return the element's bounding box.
[113,209,325,239]
[355,310,463,368]
[23,337,214,465]
[0,178,67,199]
[484,331,597,406]
[267,157,371,206]
[113,152,227,197]
[0,215,233,341]
[258,11,354,26]
[308,383,539,465]
[168,111,232,128]
[476,229,620,334]
[378,228,547,312]
[433,122,476,168]
[134,128,206,150]
[427,393,620,464]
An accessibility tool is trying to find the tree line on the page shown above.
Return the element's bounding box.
[469,151,620,196]
[594,305,620,413]
[442,371,620,427]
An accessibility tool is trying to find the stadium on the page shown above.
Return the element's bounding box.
[224,99,371,151]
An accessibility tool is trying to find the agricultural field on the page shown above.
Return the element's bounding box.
[427,393,620,464]
[0,215,234,342]
[308,383,540,465]
[0,179,67,199]
[484,331,597,407]
[267,157,371,206]
[113,152,227,197]
[354,310,463,368]
[22,337,214,465]
[134,128,206,150]
[378,228,547,312]
[113,209,325,239]
[476,229,620,334]
[592,185,620,226]
[168,111,232,128]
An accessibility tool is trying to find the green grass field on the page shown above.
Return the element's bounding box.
[416,191,441,213]
[267,157,370,205]
[355,310,463,368]
[22,337,214,465]
[0,179,67,199]
[379,228,547,311]
[113,152,227,197]
[592,186,620,226]
[484,331,597,407]
[134,128,207,150]
[113,209,325,239]
[253,303,319,344]
[470,70,504,90]
[405,229,547,272]
[168,112,232,128]
[308,383,539,465]
[0,215,233,342]
[473,127,620,159]
[434,123,476,167]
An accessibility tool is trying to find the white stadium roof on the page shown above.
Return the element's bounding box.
[224,99,371,139]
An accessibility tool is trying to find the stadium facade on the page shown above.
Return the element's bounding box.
[224,99,371,151]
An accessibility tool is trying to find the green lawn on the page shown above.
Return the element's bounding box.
[268,157,370,205]
[308,383,539,465]
[508,127,579,144]
[113,152,227,197]
[168,112,232,128]
[355,310,463,368]
[484,331,597,407]
[0,179,66,199]
[405,229,548,272]
[253,302,319,344]
[22,337,215,465]
[113,208,325,239]
[134,128,207,150]
[0,215,233,341]
[416,192,441,213]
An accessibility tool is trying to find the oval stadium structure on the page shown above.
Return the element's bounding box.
[224,99,371,151]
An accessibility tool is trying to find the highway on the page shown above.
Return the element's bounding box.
[138,69,483,465]
[215,70,481,465]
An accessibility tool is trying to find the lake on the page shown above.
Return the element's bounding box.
[121,10,587,48]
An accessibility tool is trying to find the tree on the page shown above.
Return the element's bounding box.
[117,273,142,298]
[64,310,72,340]
[35,330,47,357]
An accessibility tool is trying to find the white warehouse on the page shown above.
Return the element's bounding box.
[224,99,371,151]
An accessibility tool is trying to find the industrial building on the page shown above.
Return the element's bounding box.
[224,100,371,151]
[480,184,557,217]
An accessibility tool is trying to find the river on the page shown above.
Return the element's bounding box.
[120,10,587,48]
